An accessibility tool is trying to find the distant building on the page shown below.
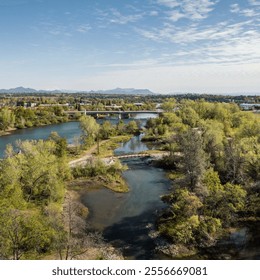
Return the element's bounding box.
[16,101,37,108]
[27,102,37,107]
[105,105,122,109]
[240,103,260,110]
[39,103,69,107]
[16,101,26,107]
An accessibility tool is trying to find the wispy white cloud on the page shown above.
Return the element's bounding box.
[243,9,259,17]
[149,10,159,16]
[157,0,217,22]
[76,24,92,33]
[230,1,260,17]
[157,0,180,9]
[95,7,144,27]
[168,11,185,22]
[248,0,260,6]
[137,18,260,67]
[38,21,73,37]
[138,20,253,44]
[109,8,143,25]
[230,3,240,13]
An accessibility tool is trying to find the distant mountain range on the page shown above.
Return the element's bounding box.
[0,87,155,95]
[0,87,63,94]
[0,87,38,93]
[90,87,155,95]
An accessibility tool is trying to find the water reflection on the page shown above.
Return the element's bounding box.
[82,156,171,259]
[114,134,151,155]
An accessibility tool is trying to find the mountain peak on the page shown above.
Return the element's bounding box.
[0,87,37,93]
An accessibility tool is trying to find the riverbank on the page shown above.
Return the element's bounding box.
[0,127,17,136]
[68,135,132,167]
[68,174,129,193]
[0,118,72,137]
[43,189,124,260]
[68,135,132,193]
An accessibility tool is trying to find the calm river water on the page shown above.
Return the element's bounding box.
[82,134,171,259]
[0,114,156,157]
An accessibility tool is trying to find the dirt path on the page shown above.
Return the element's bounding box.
[69,145,97,167]
[69,140,110,167]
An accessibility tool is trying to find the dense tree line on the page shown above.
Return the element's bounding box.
[1,92,259,104]
[0,106,68,133]
[0,139,69,259]
[145,99,260,256]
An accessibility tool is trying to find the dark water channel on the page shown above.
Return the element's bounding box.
[82,134,171,259]
[83,134,260,260]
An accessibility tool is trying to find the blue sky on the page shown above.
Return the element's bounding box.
[0,0,260,93]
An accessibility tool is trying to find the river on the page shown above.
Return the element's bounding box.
[0,121,81,158]
[0,114,156,158]
[82,134,171,259]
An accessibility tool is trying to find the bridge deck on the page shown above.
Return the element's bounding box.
[66,110,162,114]
[113,153,151,159]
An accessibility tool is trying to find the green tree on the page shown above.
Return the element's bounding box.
[49,131,68,158]
[125,120,139,134]
[179,129,208,191]
[0,209,53,260]
[177,106,200,128]
[223,139,246,184]
[161,98,176,112]
[0,108,15,131]
[79,115,100,147]
[239,137,260,181]
[201,119,224,169]
[162,188,203,219]
[116,120,125,135]
[99,120,114,139]
[1,140,65,204]
[160,189,202,244]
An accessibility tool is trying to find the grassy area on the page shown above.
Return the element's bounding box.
[97,135,133,157]
[67,135,133,161]
[102,174,129,192]
[68,175,129,193]
[167,171,185,180]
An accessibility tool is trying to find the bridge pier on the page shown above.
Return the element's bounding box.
[121,113,130,119]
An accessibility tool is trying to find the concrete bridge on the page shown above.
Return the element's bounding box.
[113,153,151,159]
[65,110,162,119]
[102,152,169,165]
